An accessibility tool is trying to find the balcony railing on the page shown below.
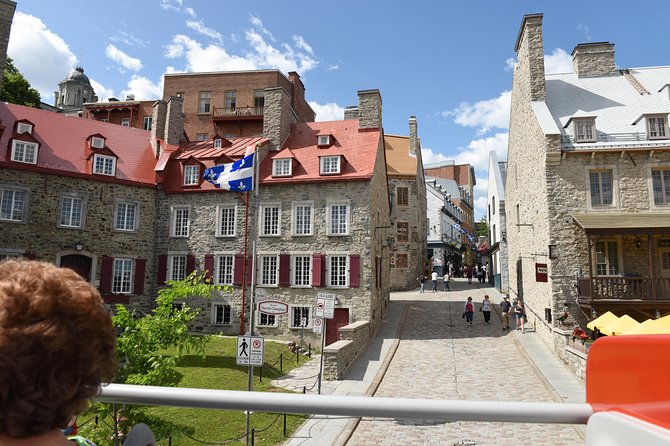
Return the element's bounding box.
[577,277,670,301]
[212,106,264,119]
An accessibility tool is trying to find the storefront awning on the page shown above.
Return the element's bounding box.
[572,212,670,235]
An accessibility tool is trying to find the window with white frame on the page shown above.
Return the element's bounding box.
[93,154,116,176]
[213,138,222,149]
[292,202,313,236]
[211,303,232,325]
[171,207,190,237]
[17,122,33,134]
[652,168,670,205]
[260,204,280,236]
[0,187,26,222]
[10,140,38,164]
[121,118,130,127]
[198,91,211,114]
[317,135,331,146]
[216,205,236,236]
[272,158,292,177]
[327,202,349,235]
[595,240,620,276]
[168,255,187,281]
[115,202,137,231]
[90,136,105,148]
[647,115,669,140]
[143,116,153,131]
[59,196,84,228]
[589,169,614,207]
[574,118,596,142]
[320,156,341,174]
[112,259,133,294]
[183,165,199,186]
[328,254,348,287]
[215,255,234,285]
[257,312,277,327]
[258,254,278,286]
[292,254,312,286]
[290,306,311,328]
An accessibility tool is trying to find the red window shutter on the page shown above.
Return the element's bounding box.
[247,255,253,283]
[186,254,196,276]
[134,258,146,294]
[279,253,291,286]
[100,255,113,293]
[157,254,168,285]
[204,254,214,281]
[349,254,360,288]
[233,254,245,285]
[312,253,323,287]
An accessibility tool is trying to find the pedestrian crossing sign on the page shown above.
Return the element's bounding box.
[236,335,264,366]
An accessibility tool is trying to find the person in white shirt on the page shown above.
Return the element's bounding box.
[443,272,450,291]
[431,271,438,292]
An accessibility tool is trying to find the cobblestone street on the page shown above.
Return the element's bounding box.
[347,281,585,446]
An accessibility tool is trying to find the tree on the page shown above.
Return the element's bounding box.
[0,58,41,107]
[476,216,488,237]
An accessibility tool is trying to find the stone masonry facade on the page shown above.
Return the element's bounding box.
[0,0,14,82]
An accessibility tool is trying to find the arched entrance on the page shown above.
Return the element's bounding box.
[59,254,92,281]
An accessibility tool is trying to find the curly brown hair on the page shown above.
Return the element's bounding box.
[0,260,117,439]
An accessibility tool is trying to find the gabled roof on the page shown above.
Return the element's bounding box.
[0,102,156,185]
[259,120,380,184]
[384,134,418,176]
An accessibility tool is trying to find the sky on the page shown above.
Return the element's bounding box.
[8,0,670,219]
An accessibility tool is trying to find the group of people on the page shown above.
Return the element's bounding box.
[462,294,527,332]
[464,263,488,284]
[418,270,452,293]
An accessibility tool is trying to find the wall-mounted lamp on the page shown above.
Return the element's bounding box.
[74,241,84,252]
[548,244,558,259]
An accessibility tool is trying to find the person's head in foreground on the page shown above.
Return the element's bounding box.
[0,260,116,445]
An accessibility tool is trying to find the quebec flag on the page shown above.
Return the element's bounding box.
[452,223,461,230]
[203,152,255,192]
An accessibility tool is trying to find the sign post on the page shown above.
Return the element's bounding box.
[316,293,336,395]
[237,335,264,366]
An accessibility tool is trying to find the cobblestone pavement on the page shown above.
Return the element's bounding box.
[347,282,585,446]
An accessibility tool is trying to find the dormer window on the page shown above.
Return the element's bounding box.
[184,164,199,186]
[646,115,669,140]
[17,122,33,134]
[317,134,332,146]
[213,138,222,149]
[93,154,116,176]
[574,118,596,143]
[320,155,341,175]
[91,136,105,148]
[10,140,38,164]
[272,158,292,177]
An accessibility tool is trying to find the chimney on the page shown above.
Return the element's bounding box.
[357,89,382,130]
[0,0,15,84]
[151,100,167,157]
[344,106,359,120]
[262,87,293,151]
[409,116,418,156]
[514,14,546,101]
[164,96,184,146]
[572,42,616,77]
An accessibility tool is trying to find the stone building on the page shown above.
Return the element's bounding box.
[54,66,98,114]
[383,117,427,291]
[486,150,509,293]
[0,102,156,310]
[425,177,464,276]
[155,88,390,346]
[507,14,670,377]
[162,69,315,141]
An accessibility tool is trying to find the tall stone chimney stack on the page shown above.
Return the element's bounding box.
[263,87,294,151]
[0,0,15,84]
[514,14,546,101]
[164,96,184,146]
[572,42,616,77]
[151,100,167,157]
[357,89,382,130]
[409,116,418,156]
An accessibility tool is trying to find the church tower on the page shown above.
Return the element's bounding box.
[54,66,98,114]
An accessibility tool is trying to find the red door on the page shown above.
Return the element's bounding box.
[325,308,349,346]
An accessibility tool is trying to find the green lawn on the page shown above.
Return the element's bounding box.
[82,336,312,446]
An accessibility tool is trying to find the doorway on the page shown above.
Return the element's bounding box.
[325,308,349,346]
[59,254,92,281]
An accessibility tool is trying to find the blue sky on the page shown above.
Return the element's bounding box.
[8,0,670,218]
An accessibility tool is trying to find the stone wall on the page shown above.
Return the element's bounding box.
[357,90,382,130]
[572,43,616,78]
[263,87,294,151]
[553,328,587,382]
[0,0,15,82]
[322,320,371,380]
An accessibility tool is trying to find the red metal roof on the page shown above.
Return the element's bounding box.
[177,136,267,159]
[0,103,156,186]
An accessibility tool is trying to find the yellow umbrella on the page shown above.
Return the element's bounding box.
[599,314,640,336]
[586,311,619,331]
[656,314,670,330]
[620,319,670,335]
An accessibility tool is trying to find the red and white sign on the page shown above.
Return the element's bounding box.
[316,293,335,319]
[536,263,548,282]
[257,300,289,315]
[313,317,324,334]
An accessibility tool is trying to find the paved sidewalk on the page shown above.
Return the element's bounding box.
[277,278,586,445]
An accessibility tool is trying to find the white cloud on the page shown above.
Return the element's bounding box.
[165,35,257,71]
[453,132,508,172]
[327,64,340,71]
[421,148,450,165]
[504,57,516,72]
[445,90,511,134]
[250,15,275,41]
[110,30,149,47]
[105,44,143,72]
[308,101,344,122]
[89,79,115,102]
[293,35,313,55]
[184,7,196,18]
[186,20,223,43]
[159,0,182,12]
[245,29,318,74]
[121,75,163,100]
[544,48,573,74]
[7,12,77,101]
[577,23,591,41]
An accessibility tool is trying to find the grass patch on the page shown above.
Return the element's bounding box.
[82,336,314,445]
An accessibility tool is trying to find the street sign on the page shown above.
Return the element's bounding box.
[236,335,264,366]
[313,317,323,334]
[316,293,336,319]
[257,300,289,315]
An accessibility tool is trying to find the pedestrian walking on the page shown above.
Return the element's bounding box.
[418,274,426,293]
[500,295,512,330]
[431,270,438,292]
[514,299,527,333]
[466,266,473,284]
[443,271,450,291]
[463,296,475,326]
[477,264,485,283]
[480,295,492,324]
